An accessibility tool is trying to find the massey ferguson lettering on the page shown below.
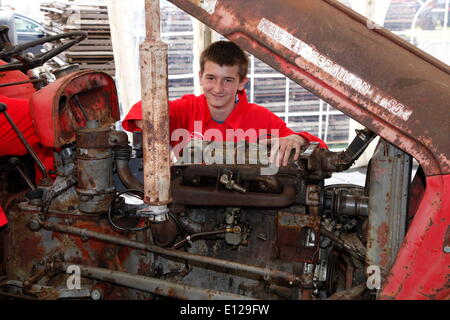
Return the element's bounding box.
[257,17,413,121]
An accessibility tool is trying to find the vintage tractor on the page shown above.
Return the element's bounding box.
[0,0,448,300]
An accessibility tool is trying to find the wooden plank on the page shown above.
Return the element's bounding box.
[61,38,112,45]
[66,19,110,26]
[40,1,115,76]
[65,51,113,56]
[68,45,113,51]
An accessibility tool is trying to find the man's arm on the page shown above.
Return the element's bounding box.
[122,96,194,133]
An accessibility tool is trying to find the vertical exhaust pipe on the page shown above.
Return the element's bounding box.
[139,0,172,222]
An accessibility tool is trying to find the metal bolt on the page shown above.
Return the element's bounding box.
[80,229,89,242]
[444,246,450,254]
[79,195,90,202]
[27,219,42,232]
[90,289,103,300]
[138,205,169,223]
[257,233,268,241]
[232,226,242,233]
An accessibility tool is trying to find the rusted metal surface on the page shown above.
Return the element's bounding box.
[140,0,171,205]
[168,0,450,176]
[181,164,283,193]
[1,280,94,300]
[3,209,47,282]
[29,70,119,148]
[327,283,366,300]
[23,264,49,289]
[156,206,309,299]
[171,176,296,207]
[366,140,411,277]
[39,220,304,286]
[276,211,320,264]
[149,218,178,247]
[75,124,115,214]
[55,262,256,300]
[3,206,151,300]
[320,229,366,261]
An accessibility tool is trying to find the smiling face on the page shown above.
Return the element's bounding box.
[199,61,248,113]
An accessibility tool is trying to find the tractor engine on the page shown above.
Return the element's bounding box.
[0,73,377,299]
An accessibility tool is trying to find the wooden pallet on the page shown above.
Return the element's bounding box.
[40,1,115,76]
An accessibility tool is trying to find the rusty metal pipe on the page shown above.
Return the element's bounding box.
[9,157,36,190]
[140,0,171,206]
[109,130,144,191]
[39,221,303,286]
[23,266,49,289]
[55,262,255,300]
[172,176,296,207]
[149,218,178,247]
[115,159,144,191]
[320,228,365,261]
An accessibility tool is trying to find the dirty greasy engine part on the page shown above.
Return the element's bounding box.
[1,124,377,300]
[75,121,115,214]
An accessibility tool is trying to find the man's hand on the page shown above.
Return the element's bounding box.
[263,134,307,167]
[278,134,307,166]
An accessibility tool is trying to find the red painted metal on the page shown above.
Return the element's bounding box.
[380,174,450,300]
[0,61,35,100]
[168,0,450,177]
[29,70,120,148]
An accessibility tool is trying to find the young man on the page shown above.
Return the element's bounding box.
[122,41,326,166]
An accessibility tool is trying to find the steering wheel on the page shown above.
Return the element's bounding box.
[0,30,87,73]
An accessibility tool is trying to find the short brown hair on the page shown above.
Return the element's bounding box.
[200,41,249,81]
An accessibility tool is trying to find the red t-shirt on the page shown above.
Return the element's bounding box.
[122,90,327,149]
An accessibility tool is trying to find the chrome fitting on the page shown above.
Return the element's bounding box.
[138,205,169,223]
